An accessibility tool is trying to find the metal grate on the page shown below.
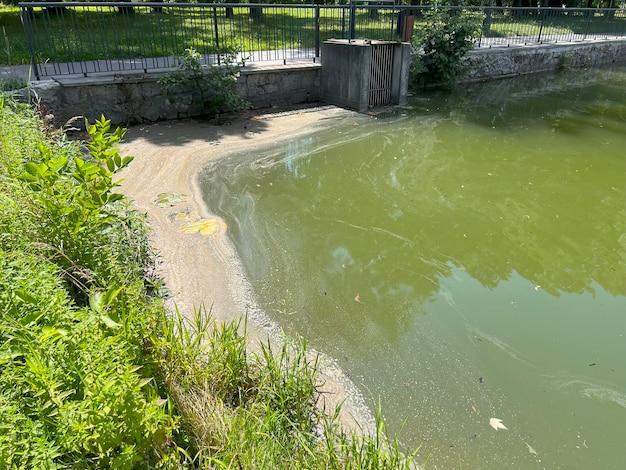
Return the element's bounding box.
[368,42,394,108]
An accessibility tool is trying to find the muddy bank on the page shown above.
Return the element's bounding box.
[117,106,375,433]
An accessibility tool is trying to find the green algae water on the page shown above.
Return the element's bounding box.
[200,66,626,469]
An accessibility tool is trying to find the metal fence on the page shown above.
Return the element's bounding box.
[19,2,626,79]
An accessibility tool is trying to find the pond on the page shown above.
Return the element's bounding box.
[200,65,626,469]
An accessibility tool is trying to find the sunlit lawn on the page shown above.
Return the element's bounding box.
[1,4,623,66]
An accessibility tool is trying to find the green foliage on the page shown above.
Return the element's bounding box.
[158,47,248,119]
[19,115,133,235]
[0,98,183,468]
[14,114,142,298]
[411,8,484,85]
[0,75,26,91]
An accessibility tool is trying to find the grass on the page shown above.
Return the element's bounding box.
[1,4,624,66]
[157,307,420,469]
[1,5,32,65]
[1,4,398,65]
[0,93,421,468]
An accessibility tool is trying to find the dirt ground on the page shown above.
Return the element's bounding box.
[117,106,375,433]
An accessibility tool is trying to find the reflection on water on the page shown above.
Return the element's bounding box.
[200,65,626,469]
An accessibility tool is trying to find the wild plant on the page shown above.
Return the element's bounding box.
[155,306,420,469]
[1,100,182,468]
[17,115,136,299]
[158,47,249,120]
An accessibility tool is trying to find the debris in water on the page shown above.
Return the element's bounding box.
[525,441,538,456]
[489,418,508,431]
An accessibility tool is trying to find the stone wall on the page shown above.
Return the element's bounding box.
[237,62,321,109]
[27,63,321,126]
[462,39,626,82]
[24,39,626,125]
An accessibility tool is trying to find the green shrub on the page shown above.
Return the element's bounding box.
[159,47,249,119]
[0,76,26,91]
[411,8,484,85]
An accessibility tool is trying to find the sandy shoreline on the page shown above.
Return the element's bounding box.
[117,106,375,433]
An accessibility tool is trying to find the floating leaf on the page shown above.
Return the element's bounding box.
[489,417,508,431]
[153,192,185,208]
[180,218,226,237]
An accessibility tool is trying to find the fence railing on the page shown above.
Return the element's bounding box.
[19,2,626,79]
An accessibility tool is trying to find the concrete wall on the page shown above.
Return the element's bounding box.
[237,63,320,109]
[24,39,626,125]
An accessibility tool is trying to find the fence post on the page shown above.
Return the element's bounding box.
[537,7,544,43]
[19,6,40,81]
[315,5,320,59]
[213,7,221,65]
[349,1,356,41]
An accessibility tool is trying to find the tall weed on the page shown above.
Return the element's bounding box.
[156,307,419,469]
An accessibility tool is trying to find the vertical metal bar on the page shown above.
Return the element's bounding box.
[349,1,356,41]
[315,5,320,59]
[213,6,220,64]
[20,6,40,80]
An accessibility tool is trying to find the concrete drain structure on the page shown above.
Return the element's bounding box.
[320,39,410,112]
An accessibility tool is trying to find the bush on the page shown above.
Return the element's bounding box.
[411,8,484,85]
[158,47,249,119]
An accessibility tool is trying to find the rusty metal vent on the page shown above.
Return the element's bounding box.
[369,42,394,107]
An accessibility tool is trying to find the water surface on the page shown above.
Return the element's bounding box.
[201,66,626,469]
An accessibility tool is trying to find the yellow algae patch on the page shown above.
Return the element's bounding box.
[180,217,227,237]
